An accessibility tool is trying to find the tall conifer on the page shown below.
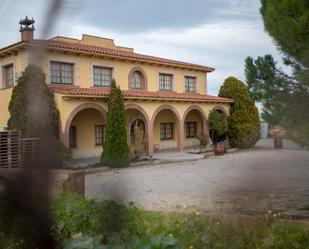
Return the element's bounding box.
[101,80,129,167]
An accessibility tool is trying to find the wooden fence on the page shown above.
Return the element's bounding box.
[22,138,42,168]
[0,131,22,168]
[0,131,42,169]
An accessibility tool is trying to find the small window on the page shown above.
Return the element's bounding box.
[93,66,112,87]
[3,64,14,88]
[131,71,145,89]
[95,125,105,146]
[160,123,173,140]
[69,126,77,148]
[159,73,173,91]
[186,122,197,138]
[51,62,73,84]
[185,76,196,92]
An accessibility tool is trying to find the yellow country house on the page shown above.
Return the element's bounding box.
[0,17,233,159]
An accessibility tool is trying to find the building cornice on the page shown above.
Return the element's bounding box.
[49,85,233,104]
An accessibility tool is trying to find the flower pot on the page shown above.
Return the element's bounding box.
[274,137,283,149]
[214,144,225,155]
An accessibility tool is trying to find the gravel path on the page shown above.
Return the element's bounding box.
[86,146,309,216]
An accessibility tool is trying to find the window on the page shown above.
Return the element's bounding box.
[131,71,144,89]
[51,62,73,84]
[160,123,173,140]
[186,122,197,138]
[3,64,14,88]
[185,76,196,92]
[95,125,105,146]
[69,126,77,148]
[93,66,112,87]
[159,73,173,91]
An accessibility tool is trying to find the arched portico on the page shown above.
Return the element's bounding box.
[125,104,151,154]
[151,105,183,153]
[182,105,208,148]
[62,103,107,158]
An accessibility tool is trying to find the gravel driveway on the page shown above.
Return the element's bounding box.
[86,144,309,216]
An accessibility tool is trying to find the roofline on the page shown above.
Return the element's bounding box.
[59,93,233,103]
[30,41,214,72]
[0,41,24,55]
[50,86,233,103]
[0,40,215,72]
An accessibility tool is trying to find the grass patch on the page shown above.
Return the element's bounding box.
[1,192,309,249]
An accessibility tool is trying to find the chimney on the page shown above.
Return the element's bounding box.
[19,16,35,42]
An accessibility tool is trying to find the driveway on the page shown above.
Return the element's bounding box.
[86,140,309,217]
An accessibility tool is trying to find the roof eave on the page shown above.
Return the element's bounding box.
[0,42,25,56]
[55,92,233,103]
[27,42,214,72]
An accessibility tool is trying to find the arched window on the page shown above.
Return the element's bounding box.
[129,67,147,90]
[131,70,145,89]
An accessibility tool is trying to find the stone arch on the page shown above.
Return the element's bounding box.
[182,105,208,134]
[151,105,183,152]
[62,103,107,147]
[212,105,228,116]
[128,66,148,90]
[125,104,151,153]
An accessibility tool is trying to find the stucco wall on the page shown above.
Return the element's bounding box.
[36,51,207,94]
[0,89,12,130]
[71,108,105,159]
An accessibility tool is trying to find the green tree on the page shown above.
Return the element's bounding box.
[101,80,129,167]
[8,65,59,138]
[208,111,227,144]
[244,1,309,147]
[219,77,260,148]
[245,55,293,126]
[261,0,309,72]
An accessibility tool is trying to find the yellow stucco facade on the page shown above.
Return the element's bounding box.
[0,25,233,159]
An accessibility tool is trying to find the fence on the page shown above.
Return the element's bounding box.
[0,131,22,168]
[22,138,42,168]
[0,131,42,169]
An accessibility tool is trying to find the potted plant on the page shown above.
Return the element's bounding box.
[208,111,228,155]
[195,131,210,153]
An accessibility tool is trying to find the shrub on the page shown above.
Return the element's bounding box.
[101,80,129,167]
[51,193,309,249]
[219,76,260,148]
[195,131,210,149]
[8,65,59,138]
[208,111,228,144]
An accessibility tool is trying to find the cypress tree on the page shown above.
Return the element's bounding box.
[219,77,260,148]
[101,80,129,167]
[8,64,59,138]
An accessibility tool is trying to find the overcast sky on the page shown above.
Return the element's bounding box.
[0,0,282,96]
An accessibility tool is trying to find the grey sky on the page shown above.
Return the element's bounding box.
[0,0,282,95]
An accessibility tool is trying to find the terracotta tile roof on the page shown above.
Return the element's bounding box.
[49,85,233,103]
[28,39,214,72]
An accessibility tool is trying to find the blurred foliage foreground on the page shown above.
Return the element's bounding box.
[1,192,309,249]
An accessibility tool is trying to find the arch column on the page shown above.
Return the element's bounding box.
[148,124,154,155]
[179,119,185,152]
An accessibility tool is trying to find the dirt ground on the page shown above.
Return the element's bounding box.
[86,139,309,217]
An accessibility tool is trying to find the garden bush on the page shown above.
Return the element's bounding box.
[2,192,309,248]
[52,193,309,249]
[8,65,59,138]
[208,110,228,144]
[101,80,129,168]
[219,76,260,148]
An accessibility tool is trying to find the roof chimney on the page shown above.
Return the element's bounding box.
[19,16,35,42]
